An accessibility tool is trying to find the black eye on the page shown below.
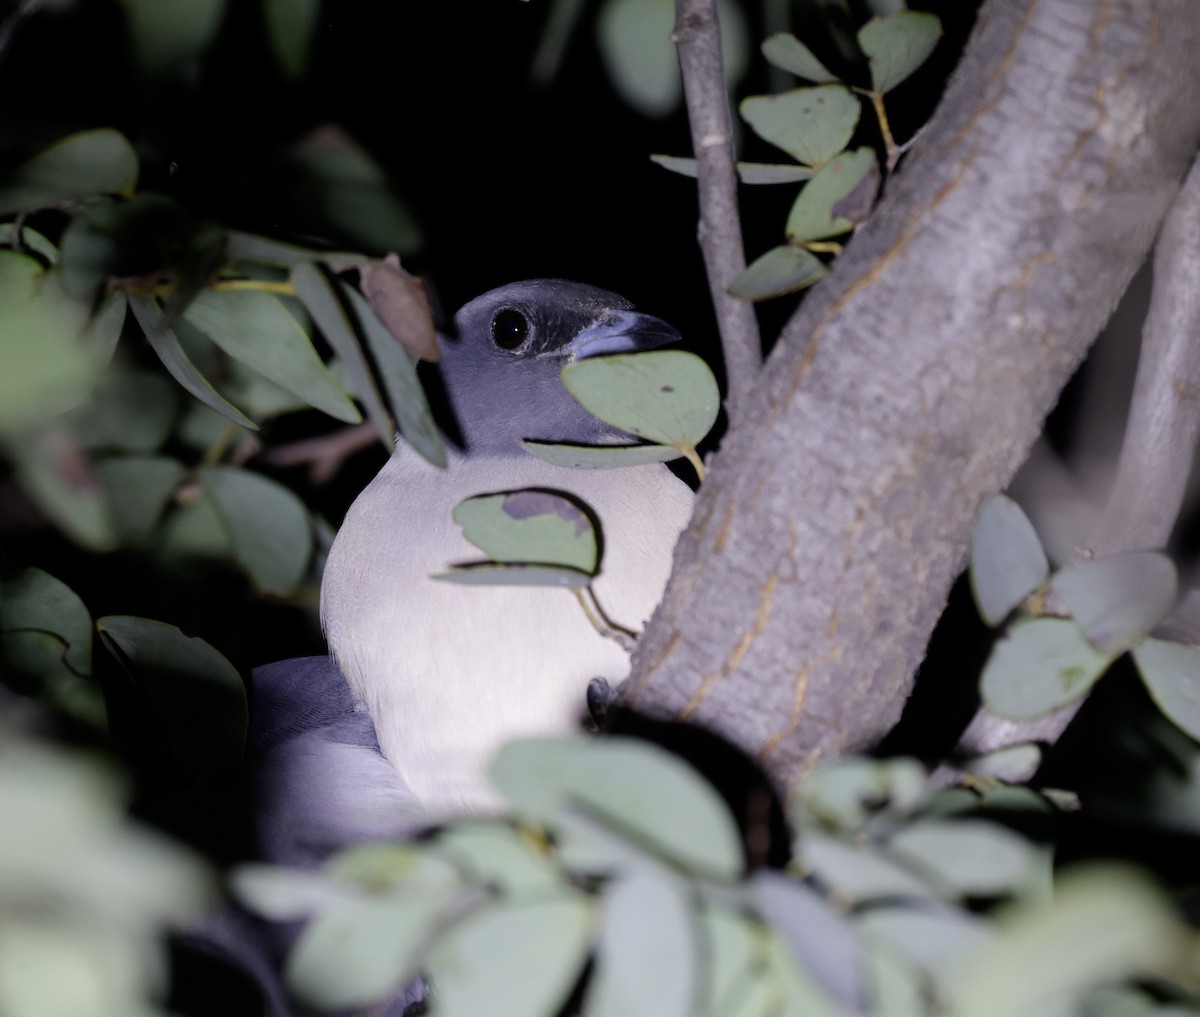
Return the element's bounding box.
[491,308,529,350]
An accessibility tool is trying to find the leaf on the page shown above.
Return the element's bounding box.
[340,282,445,466]
[291,261,392,444]
[858,11,942,95]
[224,231,363,271]
[73,366,178,454]
[231,864,360,921]
[521,440,681,469]
[433,823,561,895]
[799,833,934,903]
[858,905,990,978]
[699,906,759,1015]
[650,155,815,184]
[589,868,698,1017]
[95,456,186,542]
[425,893,594,1017]
[963,743,1043,783]
[262,0,319,77]
[980,618,1113,720]
[740,86,860,168]
[452,491,599,574]
[1132,638,1200,741]
[761,33,838,83]
[0,223,60,263]
[750,871,866,1011]
[127,293,257,430]
[0,129,138,215]
[561,350,719,449]
[96,615,247,770]
[1051,551,1177,656]
[0,568,93,677]
[116,0,229,73]
[792,756,928,833]
[183,288,361,422]
[358,253,439,361]
[950,865,1183,1017]
[785,148,879,243]
[490,737,744,880]
[196,466,312,595]
[728,244,827,301]
[969,494,1049,626]
[886,820,1037,898]
[433,563,593,589]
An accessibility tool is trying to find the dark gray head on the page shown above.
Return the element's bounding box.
[437,279,680,454]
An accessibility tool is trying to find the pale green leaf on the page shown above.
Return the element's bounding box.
[433,563,593,589]
[197,466,312,595]
[232,864,358,921]
[969,494,1048,626]
[799,833,934,903]
[73,366,178,453]
[1132,638,1200,741]
[0,223,60,263]
[1051,551,1177,656]
[886,820,1037,897]
[729,244,827,301]
[963,743,1043,783]
[224,231,364,271]
[785,147,879,242]
[740,86,860,168]
[859,11,942,94]
[95,456,186,542]
[761,32,838,82]
[858,905,989,979]
[650,155,815,184]
[792,756,927,833]
[262,0,319,77]
[0,129,138,215]
[980,618,1112,720]
[699,906,759,1015]
[433,822,561,895]
[452,491,598,574]
[521,439,680,469]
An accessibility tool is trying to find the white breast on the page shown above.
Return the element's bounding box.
[321,444,692,816]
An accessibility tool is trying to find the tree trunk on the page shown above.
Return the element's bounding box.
[626,0,1200,789]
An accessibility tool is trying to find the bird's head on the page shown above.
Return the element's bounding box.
[437,279,680,454]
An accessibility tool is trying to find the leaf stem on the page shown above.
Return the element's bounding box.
[572,587,637,652]
[683,446,706,484]
[868,91,900,172]
[212,278,297,296]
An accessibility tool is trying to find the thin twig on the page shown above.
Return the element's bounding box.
[673,0,762,419]
[262,422,382,484]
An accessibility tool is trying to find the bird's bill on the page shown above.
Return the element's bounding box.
[565,310,681,361]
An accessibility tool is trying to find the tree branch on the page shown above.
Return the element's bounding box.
[627,0,1200,792]
[673,0,761,418]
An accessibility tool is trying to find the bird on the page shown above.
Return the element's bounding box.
[318,279,694,817]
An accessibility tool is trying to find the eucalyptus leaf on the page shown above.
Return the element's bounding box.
[0,223,60,263]
[433,563,593,589]
[424,893,595,1017]
[1051,551,1177,656]
[699,906,759,1015]
[980,617,1112,720]
[963,743,1043,783]
[117,0,228,72]
[95,456,186,542]
[740,86,860,168]
[232,864,359,921]
[786,148,879,243]
[858,905,990,979]
[589,868,699,1017]
[858,11,942,94]
[561,349,719,449]
[224,231,364,272]
[453,491,599,574]
[127,293,257,430]
[886,819,1037,898]
[761,32,838,83]
[969,494,1049,626]
[96,615,247,770]
[729,243,828,301]
[433,822,561,895]
[490,736,745,880]
[73,365,178,453]
[183,288,361,422]
[1132,638,1200,741]
[650,155,815,184]
[0,568,93,676]
[158,491,231,562]
[799,833,934,903]
[197,466,312,595]
[262,0,319,77]
[0,129,137,215]
[521,439,680,469]
[792,756,927,833]
[864,942,926,1017]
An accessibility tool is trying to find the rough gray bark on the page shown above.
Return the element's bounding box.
[625,0,1200,791]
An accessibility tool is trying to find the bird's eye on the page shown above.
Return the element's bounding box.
[491,309,529,350]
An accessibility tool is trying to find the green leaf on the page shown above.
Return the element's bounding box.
[799,833,934,903]
[490,737,745,880]
[8,425,116,550]
[858,11,942,95]
[127,293,257,430]
[183,288,361,423]
[792,756,927,833]
[196,466,312,595]
[650,155,814,184]
[158,491,231,562]
[698,906,759,1015]
[969,494,1049,626]
[116,0,229,73]
[1132,638,1200,741]
[561,350,719,449]
[73,365,178,454]
[863,942,925,1017]
[521,440,681,469]
[729,244,827,301]
[0,223,60,263]
[785,147,879,243]
[95,456,186,542]
[433,563,593,589]
[96,615,247,770]
[291,261,392,444]
[0,568,93,677]
[963,743,1043,783]
[1051,551,1177,656]
[231,864,358,921]
[761,32,838,83]
[858,906,989,978]
[341,282,445,467]
[452,491,599,574]
[433,822,561,895]
[0,129,138,215]
[224,231,364,271]
[589,868,699,1017]
[262,0,319,77]
[950,865,1182,1017]
[886,820,1037,898]
[980,618,1112,720]
[740,86,860,168]
[425,893,594,1017]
